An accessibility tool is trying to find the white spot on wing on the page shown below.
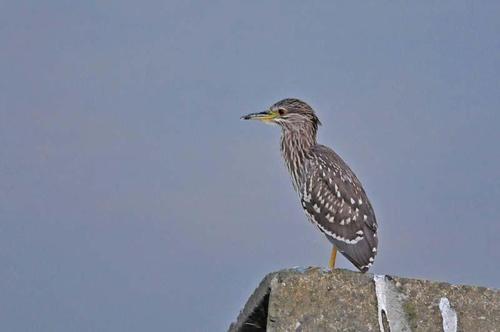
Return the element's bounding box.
[311,219,363,244]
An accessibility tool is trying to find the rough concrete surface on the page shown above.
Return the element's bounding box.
[229,268,499,332]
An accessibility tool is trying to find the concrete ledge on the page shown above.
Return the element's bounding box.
[229,268,500,332]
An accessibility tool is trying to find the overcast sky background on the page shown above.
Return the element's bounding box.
[1,1,499,331]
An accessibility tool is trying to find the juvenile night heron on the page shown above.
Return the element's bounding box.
[242,98,378,272]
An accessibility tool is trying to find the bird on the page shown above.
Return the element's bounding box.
[241,98,378,272]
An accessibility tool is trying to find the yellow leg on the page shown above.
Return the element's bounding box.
[328,246,337,270]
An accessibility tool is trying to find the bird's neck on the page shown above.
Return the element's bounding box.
[280,126,317,191]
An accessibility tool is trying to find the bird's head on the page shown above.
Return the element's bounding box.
[242,98,321,132]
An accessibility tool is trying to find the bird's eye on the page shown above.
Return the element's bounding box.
[278,109,285,116]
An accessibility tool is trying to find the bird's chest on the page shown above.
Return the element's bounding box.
[280,132,313,194]
[282,152,307,193]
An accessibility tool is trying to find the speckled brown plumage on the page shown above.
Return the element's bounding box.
[242,98,378,272]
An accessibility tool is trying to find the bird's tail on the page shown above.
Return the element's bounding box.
[331,224,378,273]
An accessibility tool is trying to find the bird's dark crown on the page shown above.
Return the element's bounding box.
[270,98,322,128]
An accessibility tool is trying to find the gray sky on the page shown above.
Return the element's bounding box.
[1,1,499,331]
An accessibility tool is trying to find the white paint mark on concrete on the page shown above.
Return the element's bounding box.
[374,275,412,332]
[374,275,388,332]
[439,297,457,332]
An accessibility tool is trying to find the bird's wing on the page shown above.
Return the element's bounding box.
[300,145,378,272]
